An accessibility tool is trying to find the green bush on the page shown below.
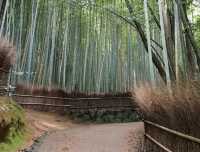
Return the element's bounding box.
[69,110,140,123]
[0,97,27,152]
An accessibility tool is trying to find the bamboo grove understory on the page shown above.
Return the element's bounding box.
[0,0,199,93]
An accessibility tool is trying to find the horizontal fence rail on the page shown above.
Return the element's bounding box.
[13,93,133,100]
[145,121,200,144]
[0,86,9,95]
[144,121,200,152]
[17,102,71,107]
[0,68,9,73]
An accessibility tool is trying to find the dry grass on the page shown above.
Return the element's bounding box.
[0,39,16,72]
[134,82,200,151]
[135,82,200,137]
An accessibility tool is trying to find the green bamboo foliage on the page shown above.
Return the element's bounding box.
[1,0,152,93]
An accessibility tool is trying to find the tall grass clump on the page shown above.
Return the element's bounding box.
[0,39,16,72]
[135,82,200,151]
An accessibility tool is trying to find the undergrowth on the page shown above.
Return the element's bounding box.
[0,97,28,152]
[69,110,140,123]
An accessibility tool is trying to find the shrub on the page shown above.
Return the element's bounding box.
[0,39,16,72]
[0,97,26,152]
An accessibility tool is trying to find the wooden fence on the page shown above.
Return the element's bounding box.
[144,121,200,152]
[13,93,135,113]
[0,69,10,96]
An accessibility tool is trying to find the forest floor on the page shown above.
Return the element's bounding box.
[20,110,144,152]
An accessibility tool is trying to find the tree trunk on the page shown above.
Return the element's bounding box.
[158,0,171,88]
[144,0,155,85]
[176,0,200,72]
[0,0,6,20]
[174,0,184,81]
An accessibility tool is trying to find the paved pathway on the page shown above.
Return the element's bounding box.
[36,122,144,152]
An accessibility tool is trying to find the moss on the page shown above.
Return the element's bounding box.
[0,97,28,152]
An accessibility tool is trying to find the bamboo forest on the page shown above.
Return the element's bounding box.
[0,0,200,152]
[0,0,198,92]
